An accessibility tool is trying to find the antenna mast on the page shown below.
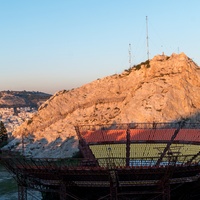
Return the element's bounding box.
[146,16,150,60]
[129,43,132,68]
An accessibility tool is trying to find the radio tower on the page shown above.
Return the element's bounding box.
[146,16,150,60]
[129,43,132,68]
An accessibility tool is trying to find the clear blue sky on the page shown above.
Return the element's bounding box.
[0,0,200,94]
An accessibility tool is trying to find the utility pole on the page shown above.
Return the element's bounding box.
[146,16,150,60]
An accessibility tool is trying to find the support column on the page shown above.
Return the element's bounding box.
[59,182,67,200]
[18,185,27,200]
[126,127,130,167]
[162,182,170,200]
[158,166,172,200]
[109,170,118,200]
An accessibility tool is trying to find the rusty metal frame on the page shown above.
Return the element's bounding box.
[1,122,200,199]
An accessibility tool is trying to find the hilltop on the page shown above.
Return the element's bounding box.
[3,53,200,158]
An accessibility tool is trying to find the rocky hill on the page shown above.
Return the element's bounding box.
[0,91,51,108]
[3,53,200,158]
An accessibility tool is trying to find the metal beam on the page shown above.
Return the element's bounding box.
[18,185,27,200]
[74,126,97,163]
[155,122,184,166]
[186,151,200,165]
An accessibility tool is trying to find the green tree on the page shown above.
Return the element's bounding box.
[0,121,7,140]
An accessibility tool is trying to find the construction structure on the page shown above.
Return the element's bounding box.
[1,122,200,199]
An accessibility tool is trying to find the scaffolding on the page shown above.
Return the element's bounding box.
[1,122,200,199]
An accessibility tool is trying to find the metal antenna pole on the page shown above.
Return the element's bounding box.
[146,16,150,60]
[129,43,132,68]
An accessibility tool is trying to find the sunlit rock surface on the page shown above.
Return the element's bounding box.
[4,53,200,158]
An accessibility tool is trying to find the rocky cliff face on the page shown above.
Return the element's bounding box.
[4,53,200,158]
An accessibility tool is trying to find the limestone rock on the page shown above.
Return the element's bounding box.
[4,53,200,158]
